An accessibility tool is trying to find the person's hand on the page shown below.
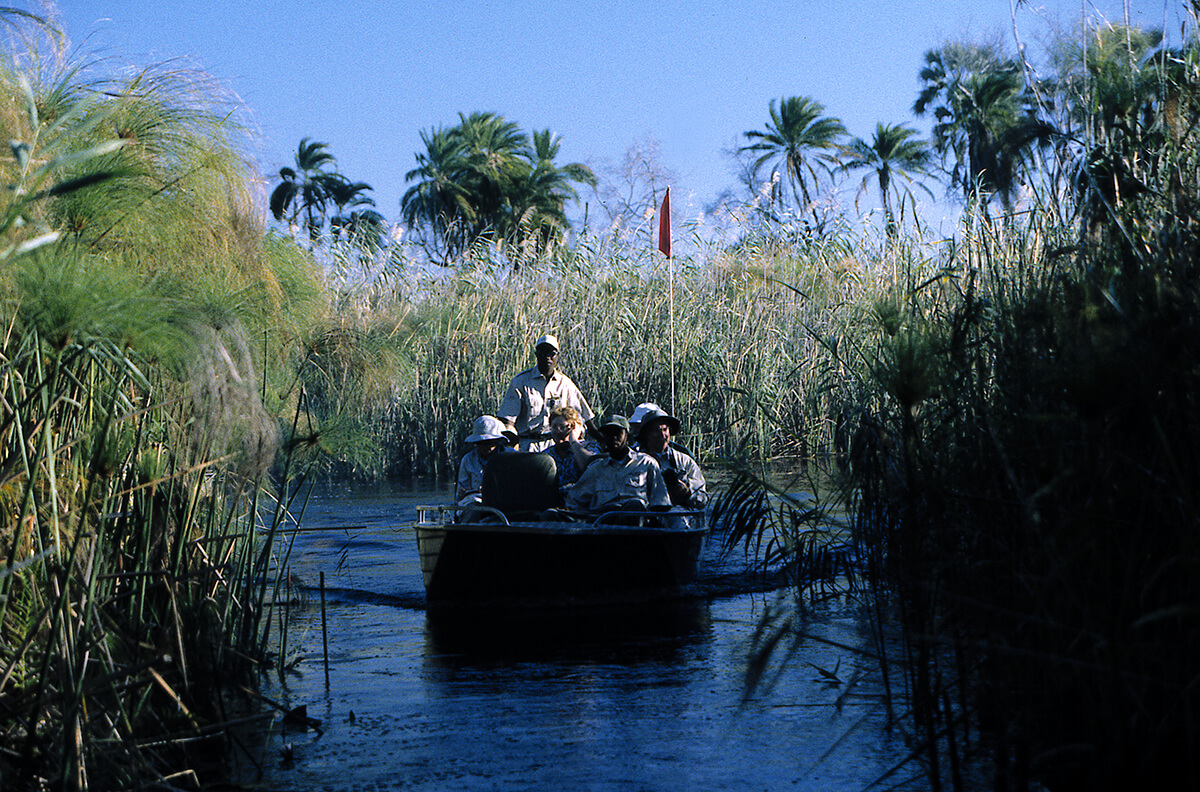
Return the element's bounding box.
[662,469,687,502]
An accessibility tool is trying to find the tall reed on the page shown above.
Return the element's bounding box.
[702,16,1200,785]
[714,37,1200,790]
[0,30,328,787]
[321,222,927,480]
[0,255,297,788]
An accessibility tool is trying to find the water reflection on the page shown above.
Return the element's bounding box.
[229,483,913,791]
[423,598,712,664]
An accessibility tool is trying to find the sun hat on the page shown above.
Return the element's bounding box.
[465,415,507,444]
[534,334,559,351]
[628,402,662,430]
[634,405,680,438]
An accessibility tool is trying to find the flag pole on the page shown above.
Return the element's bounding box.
[658,188,674,414]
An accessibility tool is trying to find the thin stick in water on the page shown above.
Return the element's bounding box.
[320,571,329,686]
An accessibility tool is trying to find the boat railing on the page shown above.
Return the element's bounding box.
[413,504,706,530]
[585,508,706,530]
[414,504,511,526]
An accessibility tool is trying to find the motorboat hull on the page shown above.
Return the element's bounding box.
[414,510,706,603]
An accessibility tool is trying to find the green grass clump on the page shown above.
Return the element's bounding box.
[0,29,327,788]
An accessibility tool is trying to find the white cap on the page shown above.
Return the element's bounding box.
[465,415,506,443]
[632,404,680,437]
[628,402,662,428]
[535,334,559,351]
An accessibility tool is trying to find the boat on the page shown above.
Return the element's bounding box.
[412,452,707,603]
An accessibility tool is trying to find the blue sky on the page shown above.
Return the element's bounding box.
[49,1,1187,233]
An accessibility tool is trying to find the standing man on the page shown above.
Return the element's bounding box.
[634,405,708,509]
[498,334,595,452]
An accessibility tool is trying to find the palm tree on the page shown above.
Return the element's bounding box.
[454,111,530,232]
[325,174,381,252]
[326,175,375,216]
[270,137,342,241]
[914,43,1056,215]
[1053,24,1165,141]
[329,207,387,256]
[839,123,935,237]
[739,96,846,228]
[402,113,530,261]
[402,114,593,264]
[510,129,597,249]
[401,125,476,261]
[1048,24,1171,225]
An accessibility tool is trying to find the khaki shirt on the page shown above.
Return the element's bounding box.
[565,450,669,512]
[497,367,594,451]
[643,444,708,509]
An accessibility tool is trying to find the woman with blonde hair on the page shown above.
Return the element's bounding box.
[542,405,600,491]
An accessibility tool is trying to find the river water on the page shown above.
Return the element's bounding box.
[227,481,914,791]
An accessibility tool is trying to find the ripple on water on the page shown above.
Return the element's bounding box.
[228,485,909,791]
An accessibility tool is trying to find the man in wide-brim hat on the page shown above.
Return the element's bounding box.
[633,404,707,509]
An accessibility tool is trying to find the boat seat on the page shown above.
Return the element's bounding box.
[481,451,561,518]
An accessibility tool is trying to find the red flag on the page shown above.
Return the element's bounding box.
[657,188,671,258]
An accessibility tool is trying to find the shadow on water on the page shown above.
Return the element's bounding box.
[423,598,712,664]
[311,586,428,611]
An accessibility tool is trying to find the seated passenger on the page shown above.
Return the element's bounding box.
[565,413,669,513]
[628,402,661,440]
[500,420,519,450]
[631,401,694,458]
[455,415,508,506]
[633,405,708,509]
[542,405,601,492]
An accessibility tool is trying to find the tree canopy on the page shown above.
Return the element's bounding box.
[400,112,596,265]
[739,96,846,230]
